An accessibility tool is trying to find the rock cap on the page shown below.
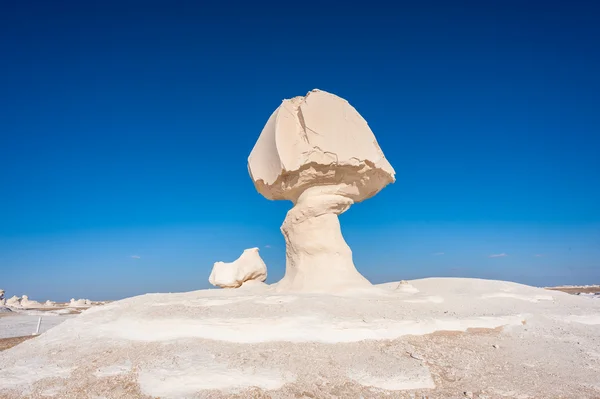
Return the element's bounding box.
[248,89,395,202]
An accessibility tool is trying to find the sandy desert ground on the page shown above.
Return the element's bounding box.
[0,278,599,399]
[546,285,600,295]
[0,336,34,352]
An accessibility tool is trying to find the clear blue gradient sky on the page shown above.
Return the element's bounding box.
[1,1,599,301]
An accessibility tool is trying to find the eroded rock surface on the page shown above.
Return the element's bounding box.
[1,278,599,398]
[248,89,395,202]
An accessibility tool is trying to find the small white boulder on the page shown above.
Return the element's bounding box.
[209,247,267,288]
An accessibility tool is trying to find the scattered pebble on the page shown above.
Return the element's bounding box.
[492,344,499,349]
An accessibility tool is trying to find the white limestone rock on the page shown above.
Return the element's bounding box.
[19,295,42,308]
[44,300,56,307]
[0,278,599,398]
[248,89,395,202]
[248,89,395,292]
[68,298,91,308]
[6,295,21,307]
[0,289,5,306]
[209,248,267,288]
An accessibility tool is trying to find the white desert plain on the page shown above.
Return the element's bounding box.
[1,90,599,399]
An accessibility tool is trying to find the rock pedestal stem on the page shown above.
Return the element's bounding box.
[276,185,371,292]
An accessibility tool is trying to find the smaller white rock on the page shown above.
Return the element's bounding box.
[209,248,267,288]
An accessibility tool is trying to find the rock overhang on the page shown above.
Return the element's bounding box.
[248,89,395,203]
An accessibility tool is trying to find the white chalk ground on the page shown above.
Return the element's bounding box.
[0,278,599,399]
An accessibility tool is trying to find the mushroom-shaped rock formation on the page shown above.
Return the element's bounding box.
[209,247,267,288]
[248,89,395,292]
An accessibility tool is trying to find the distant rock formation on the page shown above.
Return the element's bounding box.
[209,247,267,288]
[2,294,95,309]
[20,295,43,308]
[68,298,91,308]
[0,289,5,306]
[6,295,21,307]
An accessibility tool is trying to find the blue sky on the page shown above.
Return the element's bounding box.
[1,1,599,301]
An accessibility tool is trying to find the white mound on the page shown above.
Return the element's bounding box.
[1,278,599,399]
